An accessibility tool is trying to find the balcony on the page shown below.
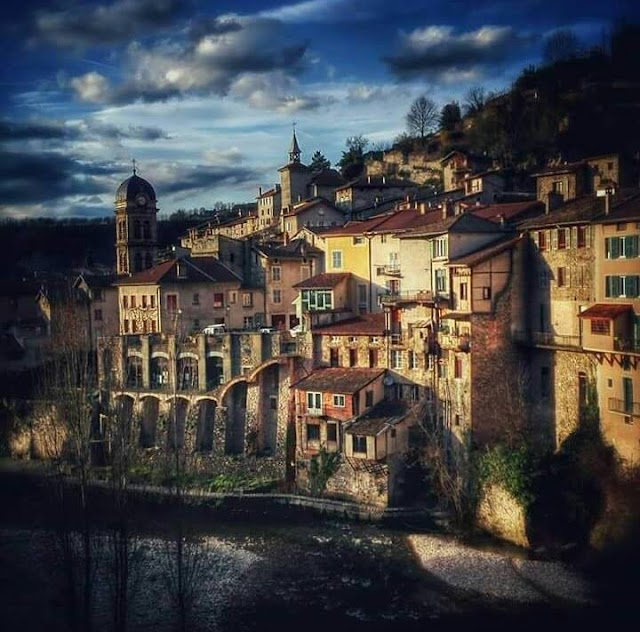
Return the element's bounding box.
[614,338,640,353]
[608,398,640,417]
[439,332,471,352]
[513,330,582,349]
[306,407,324,417]
[379,290,436,306]
[382,264,402,276]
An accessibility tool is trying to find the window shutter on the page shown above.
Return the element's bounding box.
[551,229,558,250]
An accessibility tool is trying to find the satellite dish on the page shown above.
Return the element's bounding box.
[383,376,395,386]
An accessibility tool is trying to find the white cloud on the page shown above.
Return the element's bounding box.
[70,72,111,103]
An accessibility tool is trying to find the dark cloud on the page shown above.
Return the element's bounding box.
[384,25,537,80]
[0,119,81,141]
[88,122,171,141]
[69,16,309,106]
[0,150,114,204]
[33,0,188,49]
[161,165,261,196]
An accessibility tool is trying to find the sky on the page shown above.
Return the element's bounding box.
[1,0,639,221]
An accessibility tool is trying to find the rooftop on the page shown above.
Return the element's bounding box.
[312,313,385,336]
[291,367,385,394]
[346,400,411,436]
[292,272,350,289]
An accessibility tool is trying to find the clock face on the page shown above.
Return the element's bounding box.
[136,194,147,206]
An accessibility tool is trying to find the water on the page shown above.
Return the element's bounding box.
[0,466,614,631]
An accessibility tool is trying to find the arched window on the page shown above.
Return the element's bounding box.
[206,355,224,389]
[150,356,169,389]
[177,357,198,391]
[125,356,143,388]
[140,398,158,448]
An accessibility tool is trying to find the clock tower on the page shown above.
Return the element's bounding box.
[114,165,158,276]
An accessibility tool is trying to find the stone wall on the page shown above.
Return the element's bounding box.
[476,483,529,548]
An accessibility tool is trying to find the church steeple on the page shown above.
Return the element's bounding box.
[288,124,301,164]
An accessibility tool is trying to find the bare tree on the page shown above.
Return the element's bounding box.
[543,29,580,65]
[35,286,98,632]
[463,86,486,116]
[406,96,439,141]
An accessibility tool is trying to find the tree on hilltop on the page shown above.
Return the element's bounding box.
[406,96,439,141]
[337,135,369,180]
[310,150,331,174]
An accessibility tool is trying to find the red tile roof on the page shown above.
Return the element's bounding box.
[578,304,633,319]
[312,313,385,335]
[292,272,350,289]
[447,235,521,267]
[470,201,544,223]
[291,367,385,394]
[115,256,240,286]
[285,197,342,217]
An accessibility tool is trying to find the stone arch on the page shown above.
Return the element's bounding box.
[139,396,159,448]
[167,397,189,450]
[195,398,216,452]
[222,381,247,455]
[150,354,169,389]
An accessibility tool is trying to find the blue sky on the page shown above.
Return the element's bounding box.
[1,0,638,220]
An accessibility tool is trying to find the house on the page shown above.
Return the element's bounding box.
[291,366,416,505]
[292,272,353,329]
[73,273,119,348]
[253,238,324,330]
[113,253,250,334]
[460,169,507,204]
[279,197,345,236]
[334,175,417,215]
[440,151,490,193]
[255,184,282,230]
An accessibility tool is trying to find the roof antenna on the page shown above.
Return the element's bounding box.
[132,158,137,175]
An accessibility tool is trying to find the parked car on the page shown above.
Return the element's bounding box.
[259,326,275,334]
[202,323,226,334]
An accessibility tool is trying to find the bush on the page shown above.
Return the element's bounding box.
[477,444,535,509]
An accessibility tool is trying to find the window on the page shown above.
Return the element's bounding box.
[306,391,322,414]
[408,350,416,369]
[94,309,103,322]
[454,357,463,379]
[541,367,550,398]
[242,292,253,307]
[332,394,345,407]
[327,423,338,444]
[122,295,129,309]
[481,286,492,300]
[538,231,547,251]
[605,275,640,298]
[272,289,282,304]
[352,435,367,455]
[306,424,320,443]
[271,266,281,281]
[357,284,367,307]
[167,294,178,311]
[557,228,567,249]
[142,295,148,308]
[591,319,610,335]
[330,348,339,367]
[577,226,586,248]
[212,293,224,308]
[349,348,357,367]
[432,238,447,258]
[192,293,200,305]
[459,283,468,301]
[605,235,639,259]
[391,349,403,369]
[150,295,156,308]
[130,295,137,309]
[353,236,364,245]
[331,250,343,269]
[551,180,564,194]
[93,289,104,302]
[435,269,447,293]
[368,348,378,368]
[123,319,129,333]
[301,289,333,311]
[557,267,566,287]
[365,390,374,408]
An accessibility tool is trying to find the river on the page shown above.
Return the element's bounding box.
[0,461,622,632]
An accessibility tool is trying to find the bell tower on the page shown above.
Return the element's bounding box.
[114,162,158,276]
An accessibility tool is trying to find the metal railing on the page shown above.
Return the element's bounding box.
[613,338,640,353]
[608,398,640,417]
[378,290,436,305]
[382,264,401,276]
[513,330,581,348]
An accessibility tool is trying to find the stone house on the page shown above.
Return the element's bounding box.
[113,253,264,334]
[73,273,119,349]
[255,184,282,231]
[253,238,324,331]
[279,197,345,236]
[334,175,417,215]
[460,169,506,205]
[440,151,490,193]
[292,272,353,329]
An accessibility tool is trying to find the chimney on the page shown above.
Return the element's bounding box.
[441,204,448,220]
[499,214,506,229]
[259,186,262,196]
[420,202,426,215]
[283,231,289,245]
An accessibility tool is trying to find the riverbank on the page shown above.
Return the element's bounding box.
[0,455,621,631]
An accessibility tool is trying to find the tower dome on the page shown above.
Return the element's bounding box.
[115,173,156,204]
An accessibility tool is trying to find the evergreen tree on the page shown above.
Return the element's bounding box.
[310,150,331,173]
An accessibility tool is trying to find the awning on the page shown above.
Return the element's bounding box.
[578,303,633,319]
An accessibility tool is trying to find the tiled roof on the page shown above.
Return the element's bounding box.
[470,201,544,223]
[346,400,410,436]
[254,238,323,259]
[320,215,391,237]
[312,313,385,335]
[400,212,501,238]
[447,235,521,267]
[291,367,385,394]
[292,272,350,289]
[531,161,585,177]
[515,191,640,229]
[115,256,240,286]
[285,197,342,217]
[577,303,633,319]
